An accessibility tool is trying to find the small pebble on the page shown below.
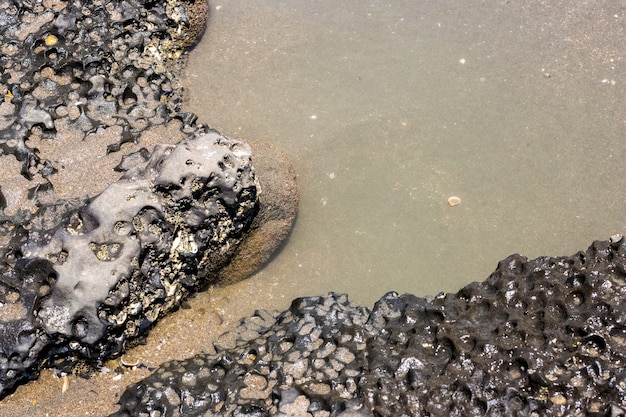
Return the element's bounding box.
[45,34,58,46]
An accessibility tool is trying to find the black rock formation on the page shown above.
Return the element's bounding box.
[113,237,626,416]
[0,0,265,398]
[0,0,208,191]
[0,130,258,397]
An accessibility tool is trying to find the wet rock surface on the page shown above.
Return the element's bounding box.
[0,0,210,208]
[114,237,626,416]
[0,0,275,399]
[1,130,258,395]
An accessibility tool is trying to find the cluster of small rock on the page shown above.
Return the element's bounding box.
[0,0,264,398]
[113,237,626,416]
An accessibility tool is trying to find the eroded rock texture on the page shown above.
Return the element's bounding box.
[114,238,626,417]
[0,0,264,398]
[0,0,209,211]
[0,130,258,397]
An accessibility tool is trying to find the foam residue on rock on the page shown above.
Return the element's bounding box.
[113,238,626,416]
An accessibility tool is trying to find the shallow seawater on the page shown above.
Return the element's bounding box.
[186,0,626,307]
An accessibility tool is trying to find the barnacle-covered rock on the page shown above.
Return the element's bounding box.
[0,130,258,396]
[0,0,276,399]
[113,237,626,416]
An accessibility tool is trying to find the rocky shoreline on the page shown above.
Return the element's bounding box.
[3,1,626,416]
[0,0,298,400]
[113,237,626,416]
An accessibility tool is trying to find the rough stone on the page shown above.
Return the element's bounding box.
[0,0,298,399]
[0,128,258,395]
[216,139,299,286]
[113,238,626,416]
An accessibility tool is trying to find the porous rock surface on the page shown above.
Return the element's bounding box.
[0,0,271,398]
[114,237,626,416]
[0,129,258,397]
[0,0,209,210]
[26,132,256,346]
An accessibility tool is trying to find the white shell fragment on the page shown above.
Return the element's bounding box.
[447,196,461,207]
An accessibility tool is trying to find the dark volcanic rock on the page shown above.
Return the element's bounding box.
[0,0,272,399]
[0,130,258,397]
[0,0,209,195]
[113,237,626,416]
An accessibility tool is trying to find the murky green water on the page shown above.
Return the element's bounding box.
[186,0,626,306]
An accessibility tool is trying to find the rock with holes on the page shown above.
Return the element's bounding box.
[0,0,267,398]
[0,130,258,396]
[113,237,626,416]
[0,0,209,204]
